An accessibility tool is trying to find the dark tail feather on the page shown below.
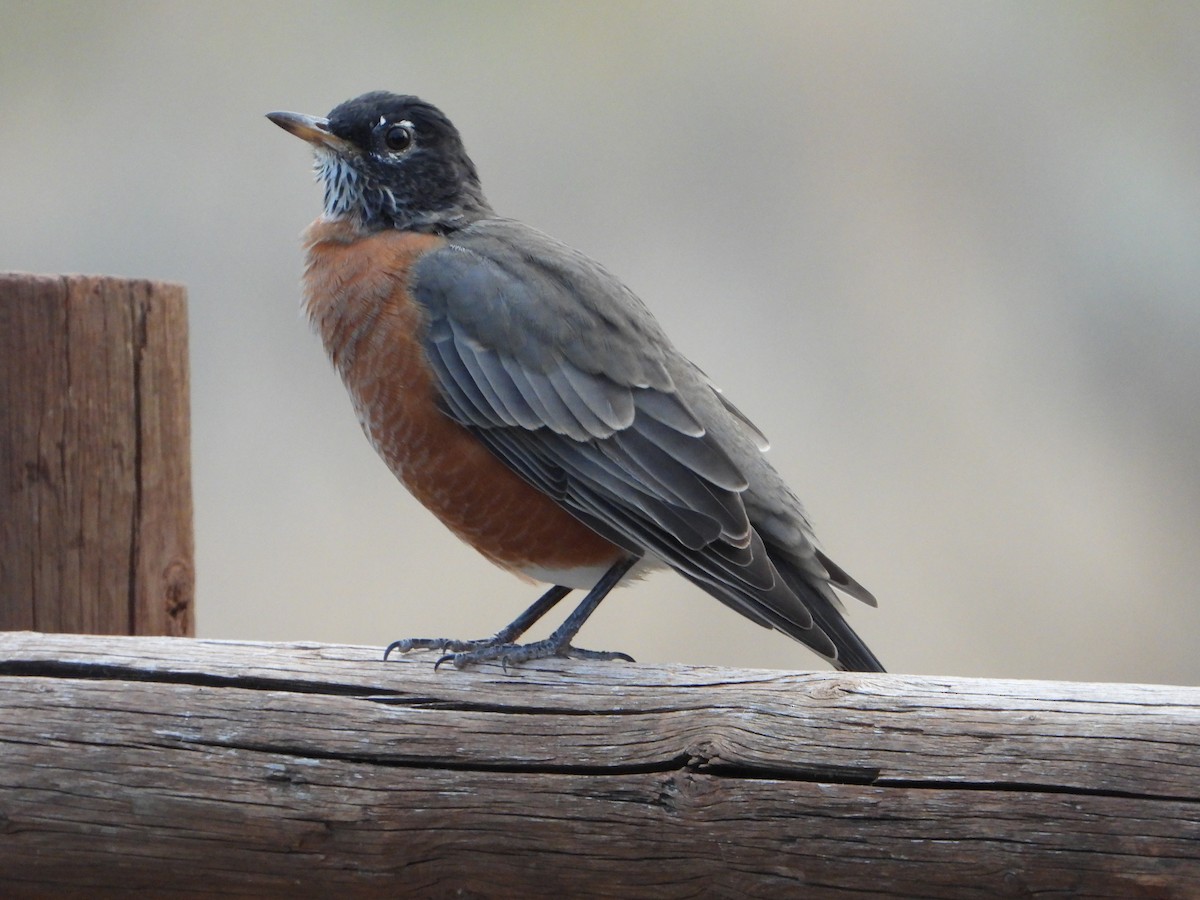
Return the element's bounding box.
[776,558,886,673]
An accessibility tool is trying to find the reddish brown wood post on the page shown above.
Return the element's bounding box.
[0,273,194,636]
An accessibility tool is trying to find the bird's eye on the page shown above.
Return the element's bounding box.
[384,123,414,152]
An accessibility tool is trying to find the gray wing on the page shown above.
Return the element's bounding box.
[411,218,844,658]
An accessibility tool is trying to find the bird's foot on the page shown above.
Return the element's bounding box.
[436,638,634,671]
[384,560,640,671]
[383,634,633,670]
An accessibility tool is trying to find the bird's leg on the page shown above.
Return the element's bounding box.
[435,556,639,669]
[384,584,572,660]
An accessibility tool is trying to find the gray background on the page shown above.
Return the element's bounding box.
[3,2,1197,684]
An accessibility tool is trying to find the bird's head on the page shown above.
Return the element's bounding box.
[268,91,491,233]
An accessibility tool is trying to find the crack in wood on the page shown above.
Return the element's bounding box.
[0,659,401,698]
[176,737,699,779]
[147,732,1199,803]
[874,776,1200,805]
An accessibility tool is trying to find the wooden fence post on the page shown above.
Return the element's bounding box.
[0,273,194,636]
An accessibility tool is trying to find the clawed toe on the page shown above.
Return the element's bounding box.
[384,636,494,659]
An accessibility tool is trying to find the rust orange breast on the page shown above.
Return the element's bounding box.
[301,219,622,578]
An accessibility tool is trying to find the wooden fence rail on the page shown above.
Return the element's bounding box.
[0,631,1196,898]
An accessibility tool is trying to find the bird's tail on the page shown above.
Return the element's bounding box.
[774,553,886,673]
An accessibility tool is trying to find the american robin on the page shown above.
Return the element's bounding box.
[268,92,884,672]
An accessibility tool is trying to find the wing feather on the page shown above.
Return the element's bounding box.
[545,366,618,438]
[498,356,593,441]
[636,389,705,437]
[427,333,502,427]
[559,360,636,431]
[468,342,545,431]
[628,413,748,492]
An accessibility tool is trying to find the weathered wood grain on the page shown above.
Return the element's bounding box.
[0,274,194,636]
[0,632,1196,897]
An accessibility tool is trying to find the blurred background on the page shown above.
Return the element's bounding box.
[2,2,1197,685]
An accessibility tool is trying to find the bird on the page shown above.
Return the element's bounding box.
[267,91,884,672]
